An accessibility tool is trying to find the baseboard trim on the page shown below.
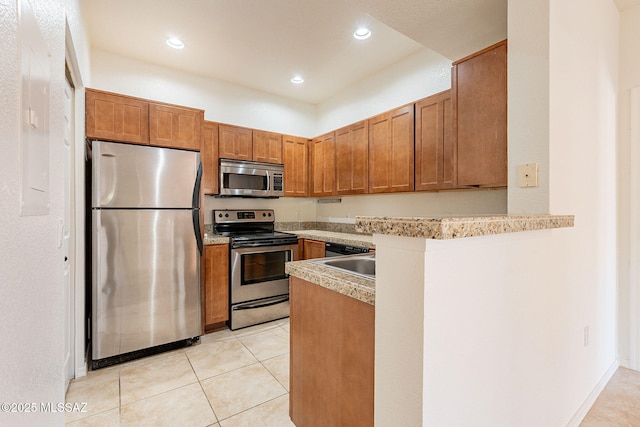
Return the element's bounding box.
[565,359,619,427]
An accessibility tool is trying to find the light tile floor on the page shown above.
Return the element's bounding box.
[65,319,293,427]
[67,319,640,427]
[580,367,640,426]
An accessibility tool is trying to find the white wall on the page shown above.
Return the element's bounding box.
[547,0,620,402]
[90,49,316,138]
[617,5,640,368]
[203,196,317,225]
[376,0,621,425]
[410,0,619,424]
[315,48,452,134]
[507,0,550,215]
[418,229,592,426]
[0,0,88,424]
[316,189,507,222]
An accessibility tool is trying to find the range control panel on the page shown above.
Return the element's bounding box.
[213,209,274,224]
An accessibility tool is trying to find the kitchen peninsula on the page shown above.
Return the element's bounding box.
[286,214,574,427]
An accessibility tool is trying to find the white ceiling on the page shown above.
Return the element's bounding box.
[80,0,508,104]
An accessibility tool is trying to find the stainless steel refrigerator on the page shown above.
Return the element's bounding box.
[91,140,203,367]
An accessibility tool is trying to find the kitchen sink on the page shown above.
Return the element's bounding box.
[310,253,375,279]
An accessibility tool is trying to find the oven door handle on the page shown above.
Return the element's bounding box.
[232,296,289,311]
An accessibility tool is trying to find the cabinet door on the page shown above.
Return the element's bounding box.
[219,125,253,160]
[303,239,326,260]
[253,130,283,164]
[283,135,309,197]
[310,132,336,197]
[149,104,202,151]
[86,89,149,144]
[415,91,455,191]
[454,40,507,187]
[201,121,219,195]
[368,105,415,193]
[204,244,229,326]
[336,121,368,195]
[290,276,374,427]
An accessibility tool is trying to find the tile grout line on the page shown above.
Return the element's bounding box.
[211,324,290,422]
[66,322,292,425]
[185,349,221,425]
[214,391,290,423]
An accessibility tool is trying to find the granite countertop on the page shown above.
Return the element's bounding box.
[203,234,230,245]
[355,214,574,239]
[287,230,375,248]
[286,259,375,306]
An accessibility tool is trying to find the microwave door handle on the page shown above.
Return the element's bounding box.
[265,170,271,193]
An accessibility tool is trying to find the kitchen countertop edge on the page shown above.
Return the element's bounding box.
[286,260,375,306]
[287,230,374,248]
[203,235,231,245]
[355,214,575,239]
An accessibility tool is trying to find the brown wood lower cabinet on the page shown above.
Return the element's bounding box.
[302,239,326,260]
[204,244,229,330]
[290,276,374,427]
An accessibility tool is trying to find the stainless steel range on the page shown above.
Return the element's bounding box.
[213,209,299,330]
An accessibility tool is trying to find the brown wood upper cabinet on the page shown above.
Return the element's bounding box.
[415,90,455,191]
[336,121,368,195]
[86,89,149,145]
[201,121,219,195]
[283,135,309,197]
[310,132,336,197]
[368,104,415,193]
[149,103,202,151]
[86,89,203,152]
[219,124,253,161]
[453,40,507,187]
[253,130,283,164]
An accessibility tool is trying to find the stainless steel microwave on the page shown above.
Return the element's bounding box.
[219,159,284,198]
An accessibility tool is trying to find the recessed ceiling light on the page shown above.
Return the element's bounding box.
[353,28,371,40]
[290,75,304,84]
[166,37,184,49]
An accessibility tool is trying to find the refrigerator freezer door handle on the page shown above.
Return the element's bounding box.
[192,162,203,209]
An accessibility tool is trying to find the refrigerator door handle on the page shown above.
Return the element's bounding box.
[193,162,203,256]
[193,209,203,256]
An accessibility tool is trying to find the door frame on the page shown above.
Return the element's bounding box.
[629,86,640,371]
[65,23,87,378]
[63,70,74,389]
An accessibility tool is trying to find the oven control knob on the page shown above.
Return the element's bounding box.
[268,212,272,217]
[225,213,229,218]
[218,213,222,218]
[262,213,266,217]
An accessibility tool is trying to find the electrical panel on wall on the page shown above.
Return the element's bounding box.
[19,0,51,216]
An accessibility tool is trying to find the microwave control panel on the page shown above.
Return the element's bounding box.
[273,173,283,191]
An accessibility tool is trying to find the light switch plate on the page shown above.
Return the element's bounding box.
[518,163,538,188]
